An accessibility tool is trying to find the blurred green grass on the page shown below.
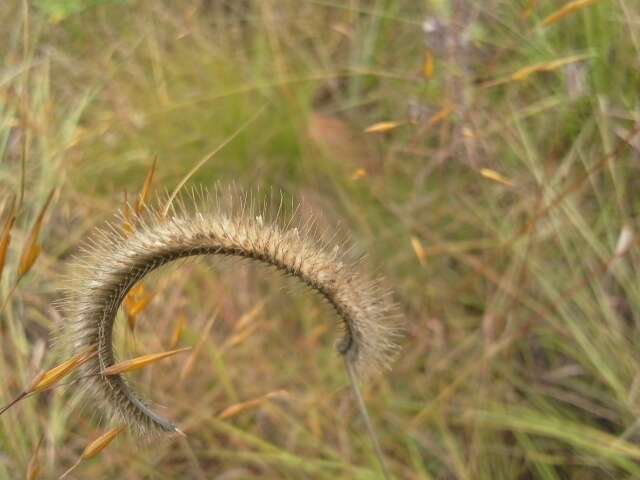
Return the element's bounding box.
[1,0,640,478]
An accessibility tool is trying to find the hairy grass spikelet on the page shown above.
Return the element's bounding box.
[59,187,401,435]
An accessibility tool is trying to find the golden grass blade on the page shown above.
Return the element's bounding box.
[169,314,188,349]
[26,435,44,480]
[124,283,154,331]
[511,55,587,81]
[101,347,191,376]
[410,236,427,267]
[135,157,157,216]
[0,213,16,282]
[423,51,434,79]
[218,390,288,420]
[1,346,96,417]
[350,168,367,181]
[541,0,600,27]
[364,121,403,133]
[81,426,125,459]
[122,191,135,236]
[59,427,125,479]
[427,105,453,128]
[127,291,154,318]
[29,346,97,393]
[18,189,55,280]
[482,54,590,87]
[479,168,514,187]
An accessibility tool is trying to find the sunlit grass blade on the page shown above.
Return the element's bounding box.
[427,105,452,128]
[17,189,55,280]
[479,168,514,187]
[169,314,187,349]
[541,0,600,27]
[124,283,154,332]
[0,346,96,417]
[218,390,288,420]
[29,346,97,393]
[59,427,125,479]
[364,121,403,133]
[423,50,434,79]
[135,157,157,215]
[410,236,427,267]
[26,435,44,480]
[0,211,16,282]
[101,347,191,376]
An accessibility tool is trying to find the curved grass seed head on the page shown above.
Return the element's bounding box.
[59,187,402,437]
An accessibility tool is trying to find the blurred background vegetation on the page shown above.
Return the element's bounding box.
[1,0,640,478]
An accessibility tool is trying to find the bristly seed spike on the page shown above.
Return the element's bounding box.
[59,186,402,439]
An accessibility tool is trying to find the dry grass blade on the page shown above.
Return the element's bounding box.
[218,390,289,420]
[481,54,590,87]
[0,346,96,417]
[423,50,434,79]
[29,346,97,393]
[59,427,125,479]
[427,105,453,128]
[351,168,367,180]
[135,157,157,215]
[0,212,16,282]
[169,314,188,349]
[410,236,427,267]
[479,168,514,187]
[511,55,588,81]
[124,283,154,332]
[101,347,191,376]
[364,121,403,133]
[180,312,217,381]
[17,189,55,280]
[26,435,44,480]
[541,0,600,27]
[122,191,135,236]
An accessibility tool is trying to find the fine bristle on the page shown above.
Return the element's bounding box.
[58,187,402,435]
